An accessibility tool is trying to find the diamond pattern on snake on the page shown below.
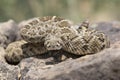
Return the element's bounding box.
[4,16,110,65]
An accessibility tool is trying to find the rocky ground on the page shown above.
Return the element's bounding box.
[0,20,120,80]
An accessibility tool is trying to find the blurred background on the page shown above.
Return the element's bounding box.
[0,0,120,23]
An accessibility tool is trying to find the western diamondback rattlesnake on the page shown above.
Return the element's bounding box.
[4,16,110,65]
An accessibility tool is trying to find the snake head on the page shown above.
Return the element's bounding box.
[44,34,63,50]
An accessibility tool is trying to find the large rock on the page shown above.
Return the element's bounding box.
[0,61,19,80]
[0,47,120,80]
[17,48,120,80]
[0,20,19,48]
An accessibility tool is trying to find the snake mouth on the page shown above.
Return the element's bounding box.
[46,45,62,51]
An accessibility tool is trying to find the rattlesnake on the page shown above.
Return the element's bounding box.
[4,16,110,65]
